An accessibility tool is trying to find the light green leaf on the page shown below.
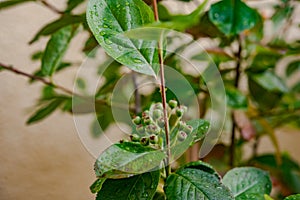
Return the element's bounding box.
[94,142,165,178]
[96,171,160,200]
[264,194,274,200]
[208,0,259,36]
[29,15,84,44]
[86,0,159,76]
[226,87,248,109]
[148,0,208,31]
[223,167,272,200]
[90,178,106,194]
[165,163,234,200]
[0,0,35,10]
[284,194,300,200]
[41,25,78,76]
[27,99,63,124]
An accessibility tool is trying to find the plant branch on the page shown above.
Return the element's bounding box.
[152,0,171,177]
[38,0,64,14]
[0,62,75,96]
[230,36,243,167]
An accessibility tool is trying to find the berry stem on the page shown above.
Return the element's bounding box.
[152,0,171,177]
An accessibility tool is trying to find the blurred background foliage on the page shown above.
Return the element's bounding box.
[1,0,300,198]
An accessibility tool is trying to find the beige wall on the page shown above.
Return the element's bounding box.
[0,1,299,200]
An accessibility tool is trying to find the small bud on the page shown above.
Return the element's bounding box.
[120,139,129,144]
[130,134,140,142]
[178,121,186,131]
[132,116,141,125]
[176,108,184,117]
[157,117,165,128]
[153,109,163,120]
[142,111,150,118]
[183,125,193,134]
[140,137,149,146]
[146,124,159,135]
[168,100,178,109]
[177,131,187,141]
[153,103,163,110]
[149,134,158,144]
[136,124,145,134]
[143,116,152,125]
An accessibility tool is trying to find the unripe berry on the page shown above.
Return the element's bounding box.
[149,134,159,144]
[157,117,165,128]
[168,100,178,109]
[146,124,159,135]
[183,125,193,134]
[143,116,152,125]
[136,124,145,134]
[176,108,184,117]
[178,121,186,131]
[177,131,187,141]
[153,103,163,110]
[130,134,140,142]
[153,109,163,120]
[132,116,141,125]
[140,137,149,146]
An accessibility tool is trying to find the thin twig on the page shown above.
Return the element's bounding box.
[0,62,75,96]
[229,36,243,167]
[152,0,171,177]
[39,0,64,14]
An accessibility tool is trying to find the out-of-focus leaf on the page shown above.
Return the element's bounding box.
[41,25,78,76]
[94,142,165,178]
[87,0,159,76]
[208,0,259,36]
[226,87,248,109]
[223,167,272,200]
[148,0,208,31]
[27,99,64,124]
[286,60,300,77]
[247,51,282,73]
[284,194,300,200]
[66,0,85,12]
[91,105,114,138]
[271,4,294,31]
[292,82,300,93]
[29,15,84,44]
[264,194,275,200]
[0,0,35,10]
[165,162,234,200]
[82,35,98,55]
[31,51,43,61]
[96,171,160,200]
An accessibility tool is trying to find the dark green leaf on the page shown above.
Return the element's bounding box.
[83,35,98,55]
[0,0,35,10]
[165,165,234,200]
[247,51,282,73]
[223,167,272,200]
[284,194,300,200]
[31,51,43,61]
[41,25,78,76]
[90,178,106,194]
[27,99,63,124]
[87,0,159,76]
[271,4,294,31]
[226,87,248,109]
[29,15,84,44]
[94,142,165,178]
[286,60,300,77]
[208,0,259,36]
[91,105,114,138]
[96,171,160,200]
[66,0,85,12]
[153,191,166,200]
[180,161,221,180]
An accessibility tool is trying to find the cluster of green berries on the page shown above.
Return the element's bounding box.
[120,100,194,148]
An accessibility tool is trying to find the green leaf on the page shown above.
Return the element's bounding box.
[284,194,300,200]
[27,99,63,124]
[208,0,259,36]
[94,142,165,178]
[29,15,84,44]
[186,119,209,143]
[226,87,248,109]
[286,60,300,77]
[180,161,221,180]
[148,0,208,31]
[90,178,106,194]
[41,25,78,76]
[0,0,35,10]
[264,194,274,200]
[96,171,160,200]
[248,51,282,73]
[165,164,234,200]
[86,0,159,76]
[66,0,85,12]
[223,167,272,200]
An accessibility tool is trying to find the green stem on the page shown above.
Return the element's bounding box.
[152,0,171,177]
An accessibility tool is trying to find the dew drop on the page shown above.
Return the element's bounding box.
[100,31,106,36]
[134,58,142,63]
